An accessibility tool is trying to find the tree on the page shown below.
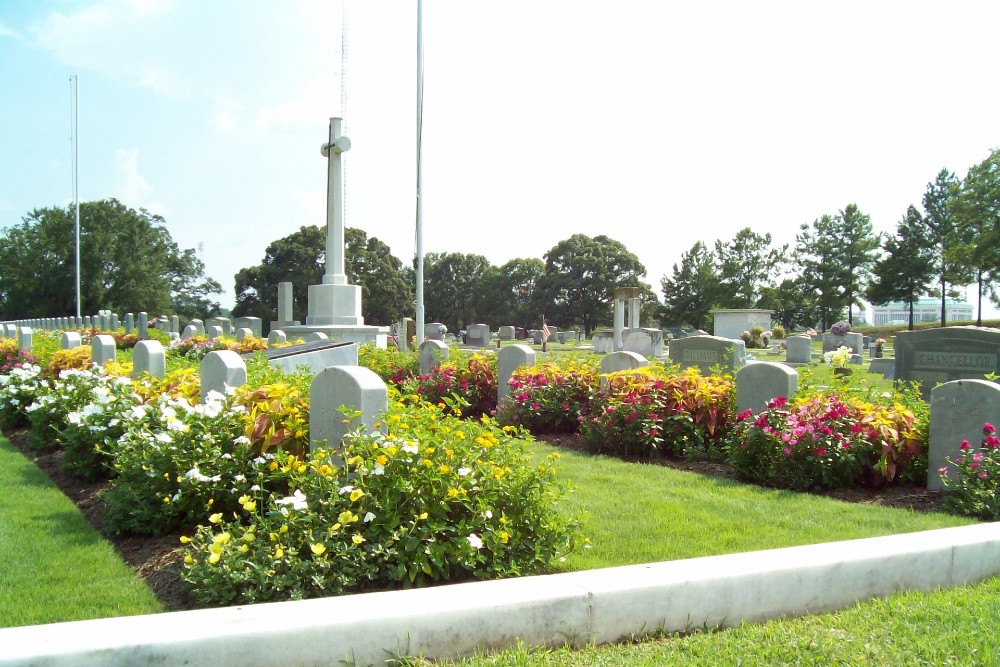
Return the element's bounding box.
[760,277,822,332]
[344,228,412,325]
[660,241,720,330]
[233,225,413,330]
[835,204,881,326]
[233,226,325,328]
[535,234,648,336]
[922,168,970,327]
[865,206,935,330]
[714,228,786,308]
[422,251,494,333]
[0,199,220,319]
[478,258,545,330]
[794,214,846,330]
[952,151,1000,326]
[794,205,880,329]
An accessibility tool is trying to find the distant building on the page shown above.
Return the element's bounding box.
[870,299,973,326]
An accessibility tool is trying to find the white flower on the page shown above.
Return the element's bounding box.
[466,533,483,550]
[338,485,355,495]
[108,418,120,427]
[363,512,376,523]
[402,441,419,454]
[154,432,172,444]
[485,510,493,519]
[160,406,177,420]
[372,464,385,476]
[275,489,308,511]
[184,467,210,482]
[234,436,251,446]
[457,467,472,477]
[129,405,147,421]
[67,411,83,426]
[233,474,245,482]
[166,418,188,432]
[204,389,227,404]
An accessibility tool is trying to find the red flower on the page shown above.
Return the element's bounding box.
[984,422,996,435]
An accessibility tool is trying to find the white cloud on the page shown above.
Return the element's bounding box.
[0,20,22,39]
[30,0,182,94]
[114,148,167,216]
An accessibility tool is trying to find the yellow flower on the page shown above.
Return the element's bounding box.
[339,510,357,524]
[242,500,257,512]
[274,547,284,559]
[269,461,279,471]
[454,432,466,441]
[352,533,365,545]
[418,512,428,520]
[500,531,510,543]
[184,555,193,564]
[350,489,364,502]
[208,543,223,555]
[242,532,255,543]
[296,464,307,474]
[213,532,231,545]
[237,544,249,553]
[447,488,459,498]
[310,543,327,556]
[375,454,388,466]
[238,495,250,505]
[208,513,223,524]
[279,524,289,534]
[438,464,451,474]
[208,552,220,564]
[179,536,191,544]
[421,458,433,468]
[163,496,170,504]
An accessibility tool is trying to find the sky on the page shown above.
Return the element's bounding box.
[3,0,1000,320]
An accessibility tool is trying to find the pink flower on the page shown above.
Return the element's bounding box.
[960,440,971,451]
[814,448,827,456]
[783,447,792,456]
[979,471,988,479]
[985,422,996,435]
[938,466,949,475]
[531,402,540,411]
[973,452,985,462]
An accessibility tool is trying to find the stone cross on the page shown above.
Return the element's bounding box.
[321,117,351,286]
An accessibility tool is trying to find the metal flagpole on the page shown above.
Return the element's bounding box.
[71,74,81,320]
[414,0,425,344]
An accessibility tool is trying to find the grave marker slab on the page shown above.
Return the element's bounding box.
[668,335,746,374]
[895,326,1000,397]
[60,332,82,350]
[785,335,812,364]
[244,340,357,375]
[466,324,489,348]
[310,366,388,455]
[498,345,535,403]
[91,334,117,366]
[928,379,1000,491]
[736,362,798,414]
[200,350,247,402]
[419,340,449,375]
[132,340,166,379]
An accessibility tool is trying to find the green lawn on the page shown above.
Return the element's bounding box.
[0,437,163,628]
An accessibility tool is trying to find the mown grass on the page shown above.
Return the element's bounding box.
[528,442,972,572]
[426,575,1000,666]
[0,437,163,628]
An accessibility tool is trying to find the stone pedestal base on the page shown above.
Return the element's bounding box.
[307,283,364,326]
[281,324,389,349]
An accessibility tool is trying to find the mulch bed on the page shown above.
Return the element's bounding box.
[7,428,950,613]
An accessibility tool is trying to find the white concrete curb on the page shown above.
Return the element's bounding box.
[2,523,998,666]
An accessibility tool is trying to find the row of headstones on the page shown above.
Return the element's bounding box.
[2,313,264,340]
[73,333,386,455]
[422,323,580,347]
[418,339,991,492]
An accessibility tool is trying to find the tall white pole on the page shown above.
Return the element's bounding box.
[72,75,81,320]
[414,0,425,343]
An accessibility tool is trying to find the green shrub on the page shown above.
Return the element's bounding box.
[358,343,419,386]
[402,353,498,418]
[25,368,103,451]
[59,374,137,481]
[103,392,268,536]
[0,363,44,430]
[940,423,1000,519]
[771,324,786,340]
[579,366,734,459]
[179,397,584,606]
[494,360,598,434]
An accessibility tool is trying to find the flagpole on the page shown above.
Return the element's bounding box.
[71,74,81,320]
[414,0,425,344]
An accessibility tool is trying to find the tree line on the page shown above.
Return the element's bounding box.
[7,147,999,334]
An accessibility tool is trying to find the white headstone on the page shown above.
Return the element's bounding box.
[419,339,450,375]
[304,332,328,342]
[60,332,82,350]
[928,379,1000,491]
[16,327,32,353]
[498,344,536,404]
[268,330,287,345]
[236,327,253,342]
[181,324,198,340]
[785,335,812,364]
[200,350,247,402]
[309,366,388,455]
[736,362,798,414]
[132,340,166,380]
[206,325,224,340]
[91,334,117,366]
[137,312,148,340]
